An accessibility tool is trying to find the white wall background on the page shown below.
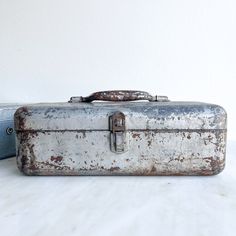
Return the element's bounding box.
[0,0,235,139]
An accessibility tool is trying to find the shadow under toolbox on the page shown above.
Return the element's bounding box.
[0,104,21,159]
[14,91,227,176]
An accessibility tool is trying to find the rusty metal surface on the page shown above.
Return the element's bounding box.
[69,90,169,102]
[14,101,227,176]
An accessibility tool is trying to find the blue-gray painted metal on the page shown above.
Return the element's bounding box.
[0,104,20,159]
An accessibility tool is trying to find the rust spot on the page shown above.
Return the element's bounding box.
[148,140,152,147]
[150,165,157,173]
[38,161,71,171]
[174,157,185,162]
[211,158,221,170]
[15,107,30,130]
[81,131,86,138]
[20,155,28,169]
[187,134,191,139]
[109,167,120,171]
[30,163,37,171]
[202,157,225,174]
[132,133,140,139]
[50,156,63,163]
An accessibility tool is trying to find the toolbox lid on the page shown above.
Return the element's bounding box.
[14,101,227,131]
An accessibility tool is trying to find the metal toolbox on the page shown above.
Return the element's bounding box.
[0,104,21,159]
[14,91,227,176]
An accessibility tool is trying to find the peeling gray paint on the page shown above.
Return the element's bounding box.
[14,100,227,176]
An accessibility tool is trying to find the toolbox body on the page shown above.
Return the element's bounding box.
[14,91,227,175]
[0,104,20,159]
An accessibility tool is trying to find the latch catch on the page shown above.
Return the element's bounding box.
[109,112,127,154]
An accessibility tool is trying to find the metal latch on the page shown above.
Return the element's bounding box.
[109,111,127,154]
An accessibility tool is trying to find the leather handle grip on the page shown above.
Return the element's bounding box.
[69,90,169,103]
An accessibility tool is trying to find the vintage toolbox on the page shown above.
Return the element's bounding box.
[0,104,21,159]
[14,91,227,176]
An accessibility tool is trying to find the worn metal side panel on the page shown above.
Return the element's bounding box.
[16,130,226,175]
[0,104,20,159]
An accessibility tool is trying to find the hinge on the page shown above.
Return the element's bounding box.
[109,111,127,154]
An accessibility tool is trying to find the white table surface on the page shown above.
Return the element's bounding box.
[0,141,235,236]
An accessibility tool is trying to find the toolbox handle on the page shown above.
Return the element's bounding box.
[69,90,169,103]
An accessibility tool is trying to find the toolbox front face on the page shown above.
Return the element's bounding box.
[0,105,20,159]
[14,91,227,176]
